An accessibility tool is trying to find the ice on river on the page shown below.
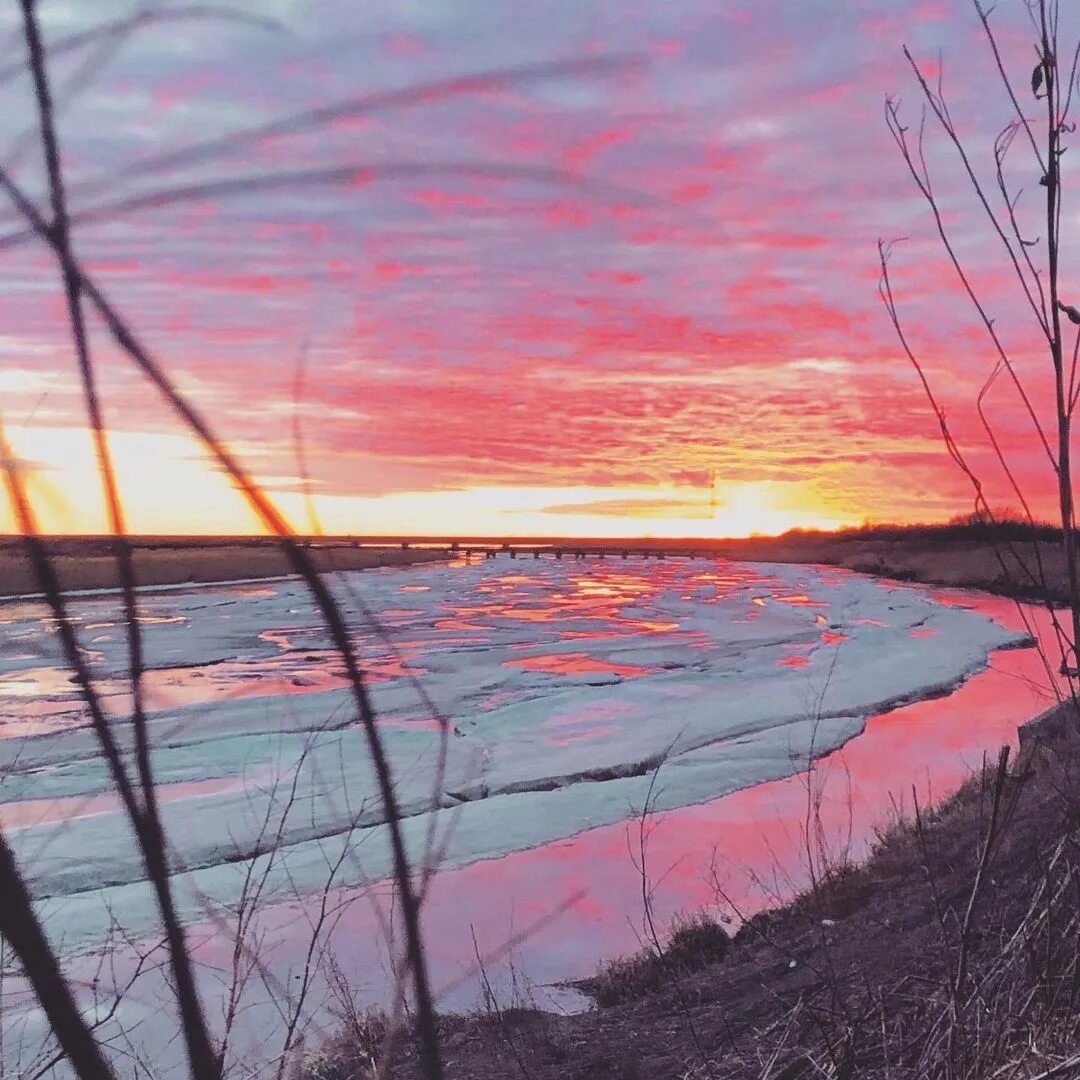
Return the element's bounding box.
[0,558,1027,949]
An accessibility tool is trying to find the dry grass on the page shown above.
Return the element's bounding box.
[580,912,731,1007]
[297,1010,390,1080]
[0,540,447,596]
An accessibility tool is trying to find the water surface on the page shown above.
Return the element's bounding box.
[0,559,1060,1074]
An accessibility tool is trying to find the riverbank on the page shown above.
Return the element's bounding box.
[0,539,448,597]
[714,530,1069,603]
[324,700,1080,1079]
[0,524,1065,602]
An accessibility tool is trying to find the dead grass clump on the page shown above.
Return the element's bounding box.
[583,912,730,1007]
[296,1010,389,1080]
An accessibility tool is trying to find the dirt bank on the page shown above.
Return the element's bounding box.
[0,540,449,597]
[714,533,1071,604]
[0,526,1066,602]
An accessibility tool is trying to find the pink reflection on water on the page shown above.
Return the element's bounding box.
[0,652,428,738]
[343,596,1066,998]
[546,700,638,728]
[477,689,518,711]
[434,617,492,632]
[0,775,248,832]
[547,723,619,747]
[353,714,446,734]
[47,571,1075,1021]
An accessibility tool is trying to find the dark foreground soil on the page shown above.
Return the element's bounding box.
[315,709,1080,1080]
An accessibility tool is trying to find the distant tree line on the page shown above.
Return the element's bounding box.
[780,508,1062,544]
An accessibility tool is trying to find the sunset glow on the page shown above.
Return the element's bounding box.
[0,424,854,536]
[0,1,1074,536]
[7,4,1080,1070]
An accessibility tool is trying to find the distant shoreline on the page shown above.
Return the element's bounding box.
[720,532,1070,604]
[0,527,1066,602]
[0,542,449,599]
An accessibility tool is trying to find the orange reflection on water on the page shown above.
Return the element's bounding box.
[493,606,560,623]
[776,593,827,607]
[0,666,79,699]
[573,582,623,597]
[504,653,656,677]
[777,654,809,668]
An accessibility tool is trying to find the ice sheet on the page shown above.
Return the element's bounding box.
[0,558,1028,948]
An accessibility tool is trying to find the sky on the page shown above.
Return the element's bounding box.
[0,0,1077,536]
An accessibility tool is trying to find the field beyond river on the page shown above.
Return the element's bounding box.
[0,521,1068,600]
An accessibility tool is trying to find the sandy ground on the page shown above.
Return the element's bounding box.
[0,541,448,597]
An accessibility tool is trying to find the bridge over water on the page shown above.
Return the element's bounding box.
[0,534,744,561]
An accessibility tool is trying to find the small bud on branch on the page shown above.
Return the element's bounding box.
[1058,301,1080,326]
